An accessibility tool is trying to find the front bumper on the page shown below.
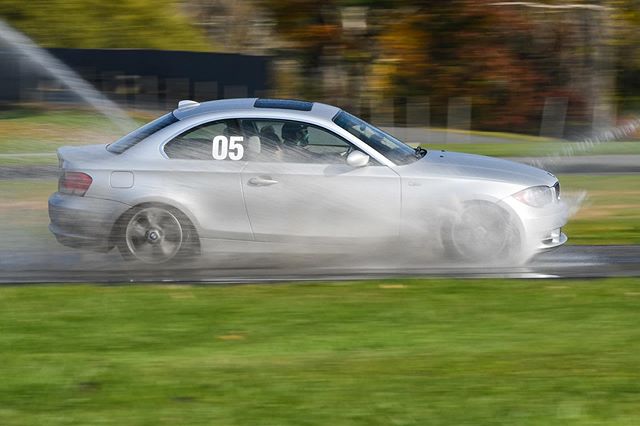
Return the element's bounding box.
[536,228,568,250]
[500,196,569,251]
[48,192,131,252]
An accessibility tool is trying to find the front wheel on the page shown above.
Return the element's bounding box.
[117,206,194,264]
[442,203,522,264]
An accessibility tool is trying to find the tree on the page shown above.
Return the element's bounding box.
[259,0,343,98]
[261,0,640,134]
[608,0,640,113]
[0,0,213,51]
[374,1,589,132]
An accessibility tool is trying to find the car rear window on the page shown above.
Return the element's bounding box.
[107,113,178,154]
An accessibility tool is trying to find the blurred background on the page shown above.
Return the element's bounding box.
[1,0,639,140]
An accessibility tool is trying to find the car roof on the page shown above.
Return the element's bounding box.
[172,98,342,121]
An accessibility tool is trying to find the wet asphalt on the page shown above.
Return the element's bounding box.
[1,244,639,284]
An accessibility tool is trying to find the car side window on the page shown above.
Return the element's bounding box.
[238,119,363,164]
[164,119,243,160]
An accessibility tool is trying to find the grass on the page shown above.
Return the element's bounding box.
[0,153,58,166]
[560,175,640,245]
[434,127,560,143]
[0,108,152,159]
[0,179,57,248]
[424,141,640,157]
[0,278,639,425]
[0,178,56,200]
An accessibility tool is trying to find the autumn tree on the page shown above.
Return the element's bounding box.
[261,0,637,134]
[0,0,212,51]
[259,0,343,98]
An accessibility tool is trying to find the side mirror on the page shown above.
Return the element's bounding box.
[346,150,370,168]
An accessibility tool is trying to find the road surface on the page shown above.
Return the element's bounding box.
[1,245,639,283]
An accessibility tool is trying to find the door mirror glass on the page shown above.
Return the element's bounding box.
[346,150,369,168]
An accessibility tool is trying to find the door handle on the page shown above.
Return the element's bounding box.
[248,176,279,186]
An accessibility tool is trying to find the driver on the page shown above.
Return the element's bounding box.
[281,122,314,161]
[281,122,309,147]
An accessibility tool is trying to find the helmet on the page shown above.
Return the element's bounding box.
[281,122,309,147]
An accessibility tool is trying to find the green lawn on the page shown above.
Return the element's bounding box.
[0,279,639,425]
[424,141,640,157]
[560,175,640,245]
[0,179,58,249]
[0,108,151,159]
[0,153,58,166]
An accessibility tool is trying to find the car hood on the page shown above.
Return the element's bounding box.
[400,150,558,187]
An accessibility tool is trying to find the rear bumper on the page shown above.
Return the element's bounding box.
[48,192,131,251]
[48,223,112,252]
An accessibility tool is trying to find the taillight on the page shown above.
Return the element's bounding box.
[59,172,93,196]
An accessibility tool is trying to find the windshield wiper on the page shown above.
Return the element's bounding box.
[414,146,427,158]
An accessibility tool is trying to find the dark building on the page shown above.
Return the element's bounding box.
[0,48,271,108]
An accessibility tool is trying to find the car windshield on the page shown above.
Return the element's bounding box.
[333,110,423,165]
[107,113,178,154]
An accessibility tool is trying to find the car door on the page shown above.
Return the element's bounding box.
[239,118,401,243]
[161,119,253,240]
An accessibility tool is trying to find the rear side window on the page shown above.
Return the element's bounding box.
[107,113,178,154]
[164,119,241,160]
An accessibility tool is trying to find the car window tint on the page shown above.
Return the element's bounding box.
[239,119,362,164]
[107,113,178,154]
[164,120,242,160]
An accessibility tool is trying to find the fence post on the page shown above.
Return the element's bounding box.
[446,97,471,143]
[223,85,248,99]
[194,81,218,101]
[540,97,568,139]
[406,97,430,144]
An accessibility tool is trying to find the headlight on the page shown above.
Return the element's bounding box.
[512,185,554,207]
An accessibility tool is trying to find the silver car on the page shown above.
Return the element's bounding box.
[48,98,568,264]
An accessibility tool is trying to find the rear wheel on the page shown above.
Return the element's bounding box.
[443,203,521,263]
[117,205,196,264]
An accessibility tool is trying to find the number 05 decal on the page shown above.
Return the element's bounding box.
[212,136,244,160]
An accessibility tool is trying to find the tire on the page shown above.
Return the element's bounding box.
[116,205,198,264]
[442,202,521,263]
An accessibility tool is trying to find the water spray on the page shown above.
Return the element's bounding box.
[0,19,136,134]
